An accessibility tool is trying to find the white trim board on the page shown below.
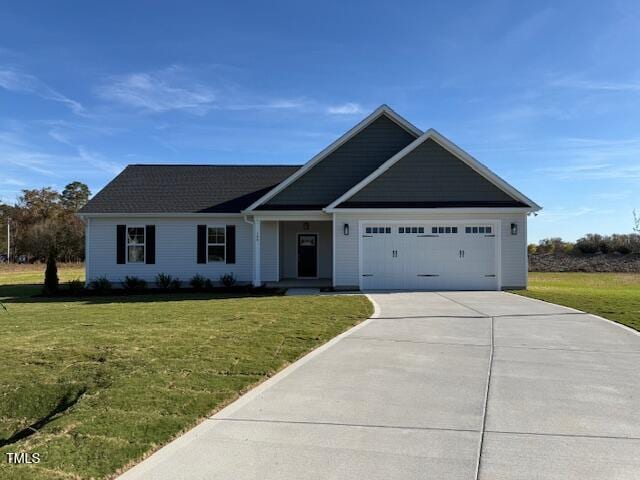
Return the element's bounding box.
[325,129,541,212]
[327,207,532,214]
[244,105,422,212]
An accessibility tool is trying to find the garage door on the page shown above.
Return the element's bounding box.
[361,223,498,290]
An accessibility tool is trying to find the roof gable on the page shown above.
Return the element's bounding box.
[245,105,421,211]
[327,129,540,211]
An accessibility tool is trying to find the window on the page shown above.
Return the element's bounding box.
[418,227,424,233]
[385,227,391,234]
[366,227,372,233]
[127,227,145,263]
[465,225,492,234]
[399,227,404,233]
[207,226,226,262]
[430,225,459,235]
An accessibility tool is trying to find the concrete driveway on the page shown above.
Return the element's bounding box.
[120,292,640,480]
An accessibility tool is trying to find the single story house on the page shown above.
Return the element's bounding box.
[79,105,541,290]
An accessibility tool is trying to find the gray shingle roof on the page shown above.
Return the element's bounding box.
[80,164,300,214]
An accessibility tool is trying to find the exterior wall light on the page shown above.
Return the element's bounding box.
[303,222,309,231]
[511,223,518,235]
[343,223,350,235]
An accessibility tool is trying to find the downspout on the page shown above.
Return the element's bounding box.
[243,214,261,286]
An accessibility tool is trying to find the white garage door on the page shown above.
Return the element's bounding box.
[361,223,498,290]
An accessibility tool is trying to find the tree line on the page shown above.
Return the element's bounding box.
[0,182,90,262]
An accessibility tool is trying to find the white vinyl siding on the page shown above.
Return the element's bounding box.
[86,216,252,284]
[334,212,527,289]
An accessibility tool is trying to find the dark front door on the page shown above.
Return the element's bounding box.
[297,234,318,278]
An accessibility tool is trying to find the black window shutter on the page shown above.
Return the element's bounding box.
[145,225,155,264]
[226,225,236,264]
[197,225,207,264]
[116,225,126,264]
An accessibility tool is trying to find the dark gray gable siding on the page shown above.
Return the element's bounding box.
[340,138,528,207]
[260,114,418,209]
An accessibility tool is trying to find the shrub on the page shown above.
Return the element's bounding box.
[43,248,59,294]
[536,237,572,255]
[527,244,537,255]
[204,278,214,290]
[190,274,206,290]
[220,272,236,288]
[89,276,112,293]
[67,279,84,294]
[156,273,181,290]
[575,234,603,254]
[609,234,631,254]
[630,234,640,253]
[123,276,147,292]
[155,273,173,289]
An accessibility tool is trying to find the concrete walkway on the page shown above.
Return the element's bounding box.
[119,292,640,480]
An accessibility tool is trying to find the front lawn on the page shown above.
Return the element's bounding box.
[0,267,373,479]
[514,272,640,331]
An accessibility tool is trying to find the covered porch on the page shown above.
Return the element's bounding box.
[251,212,334,287]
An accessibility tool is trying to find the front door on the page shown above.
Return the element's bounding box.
[297,234,318,278]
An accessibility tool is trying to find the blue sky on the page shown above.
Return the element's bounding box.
[1,1,639,242]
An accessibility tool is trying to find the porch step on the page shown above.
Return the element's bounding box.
[285,288,321,296]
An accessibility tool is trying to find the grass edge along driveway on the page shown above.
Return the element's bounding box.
[0,281,373,480]
[513,272,640,332]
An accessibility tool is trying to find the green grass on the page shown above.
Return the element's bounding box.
[0,264,85,299]
[0,266,373,479]
[514,272,640,331]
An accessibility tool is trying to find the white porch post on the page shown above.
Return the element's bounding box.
[253,218,261,286]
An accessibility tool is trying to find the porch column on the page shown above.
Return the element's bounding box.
[253,218,261,287]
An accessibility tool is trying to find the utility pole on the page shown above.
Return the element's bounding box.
[6,218,9,263]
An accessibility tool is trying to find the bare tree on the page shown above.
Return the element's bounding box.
[634,210,640,233]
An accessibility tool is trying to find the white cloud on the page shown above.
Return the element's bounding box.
[96,65,366,118]
[547,75,640,92]
[96,66,217,114]
[222,98,310,111]
[76,146,123,175]
[491,104,565,122]
[536,206,616,223]
[326,102,365,115]
[531,136,640,181]
[0,178,26,186]
[0,127,122,177]
[592,190,632,201]
[539,161,640,180]
[47,127,123,175]
[0,68,85,114]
